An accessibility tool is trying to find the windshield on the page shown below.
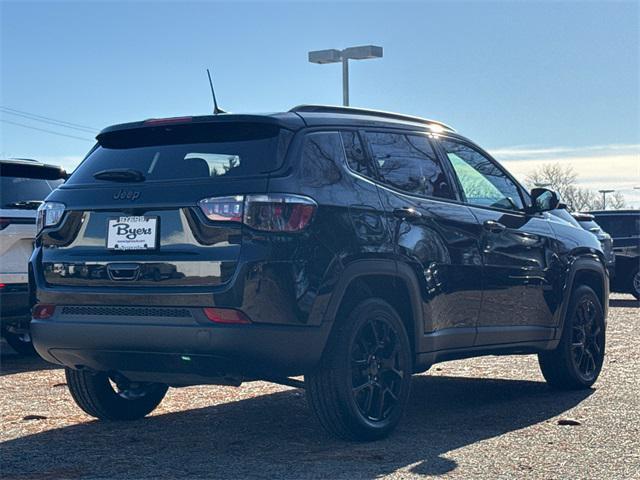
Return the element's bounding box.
[1,177,63,209]
[67,122,292,185]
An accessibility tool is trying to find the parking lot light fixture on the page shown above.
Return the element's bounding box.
[308,45,383,106]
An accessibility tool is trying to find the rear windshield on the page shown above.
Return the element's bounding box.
[592,214,640,238]
[1,177,63,209]
[67,122,292,185]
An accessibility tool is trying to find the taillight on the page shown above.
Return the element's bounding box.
[203,307,251,324]
[33,304,56,320]
[36,202,65,234]
[198,194,317,232]
[198,196,244,222]
[244,194,316,232]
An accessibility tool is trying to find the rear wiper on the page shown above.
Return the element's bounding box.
[93,169,145,183]
[4,200,43,210]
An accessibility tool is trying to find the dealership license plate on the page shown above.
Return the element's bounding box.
[107,216,158,250]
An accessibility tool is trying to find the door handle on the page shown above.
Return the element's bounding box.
[483,220,506,233]
[393,207,422,222]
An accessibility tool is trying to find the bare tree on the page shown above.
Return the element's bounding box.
[525,163,626,211]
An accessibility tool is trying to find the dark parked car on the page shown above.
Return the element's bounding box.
[1,159,65,354]
[589,210,640,299]
[572,212,616,275]
[30,106,609,440]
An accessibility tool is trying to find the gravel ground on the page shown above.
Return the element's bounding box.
[1,294,639,479]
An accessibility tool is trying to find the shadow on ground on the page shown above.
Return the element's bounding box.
[0,348,60,377]
[609,298,639,308]
[2,375,592,479]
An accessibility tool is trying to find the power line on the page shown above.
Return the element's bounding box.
[1,119,94,142]
[0,106,97,133]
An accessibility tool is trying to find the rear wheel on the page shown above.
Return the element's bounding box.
[3,331,36,356]
[65,368,168,420]
[306,298,412,441]
[538,285,605,389]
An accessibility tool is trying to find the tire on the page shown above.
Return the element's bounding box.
[538,285,606,390]
[65,368,168,420]
[306,298,412,441]
[3,331,37,356]
[630,266,640,300]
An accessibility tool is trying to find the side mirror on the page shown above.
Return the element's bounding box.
[530,187,560,212]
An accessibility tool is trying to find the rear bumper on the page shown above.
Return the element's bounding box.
[31,307,331,384]
[0,284,30,331]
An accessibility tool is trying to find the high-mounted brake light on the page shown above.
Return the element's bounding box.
[143,116,193,126]
[198,194,317,232]
[203,307,251,324]
[33,304,56,320]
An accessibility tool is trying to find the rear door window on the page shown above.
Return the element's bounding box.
[364,131,455,199]
[67,123,292,185]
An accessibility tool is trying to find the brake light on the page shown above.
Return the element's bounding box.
[244,194,316,232]
[33,304,55,320]
[197,194,317,232]
[203,307,251,324]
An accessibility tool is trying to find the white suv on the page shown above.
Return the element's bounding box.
[1,159,65,354]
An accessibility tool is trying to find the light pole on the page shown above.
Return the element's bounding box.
[598,189,615,210]
[308,45,383,106]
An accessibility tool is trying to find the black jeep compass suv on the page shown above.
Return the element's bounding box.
[30,105,608,440]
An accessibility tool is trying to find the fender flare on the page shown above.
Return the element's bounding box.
[322,259,424,353]
[555,254,609,338]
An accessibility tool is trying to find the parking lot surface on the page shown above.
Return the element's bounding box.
[1,294,639,479]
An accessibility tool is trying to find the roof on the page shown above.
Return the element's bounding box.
[0,158,67,180]
[589,210,640,215]
[98,105,454,137]
[290,105,455,132]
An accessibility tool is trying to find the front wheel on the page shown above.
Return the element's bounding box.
[306,298,412,441]
[65,368,168,420]
[538,285,606,389]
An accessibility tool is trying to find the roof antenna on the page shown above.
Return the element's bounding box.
[206,68,226,115]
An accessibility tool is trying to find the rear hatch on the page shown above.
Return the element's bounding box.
[1,161,64,284]
[40,118,295,289]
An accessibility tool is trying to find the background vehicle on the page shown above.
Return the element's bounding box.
[30,106,608,440]
[589,210,640,299]
[572,212,616,276]
[1,159,66,353]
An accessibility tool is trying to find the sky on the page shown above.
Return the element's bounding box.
[1,0,639,206]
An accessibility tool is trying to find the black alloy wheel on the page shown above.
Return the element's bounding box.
[350,317,406,422]
[570,296,605,382]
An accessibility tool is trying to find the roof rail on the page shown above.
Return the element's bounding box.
[289,105,455,132]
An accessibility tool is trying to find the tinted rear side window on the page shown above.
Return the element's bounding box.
[68,123,292,185]
[341,131,374,177]
[365,131,454,199]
